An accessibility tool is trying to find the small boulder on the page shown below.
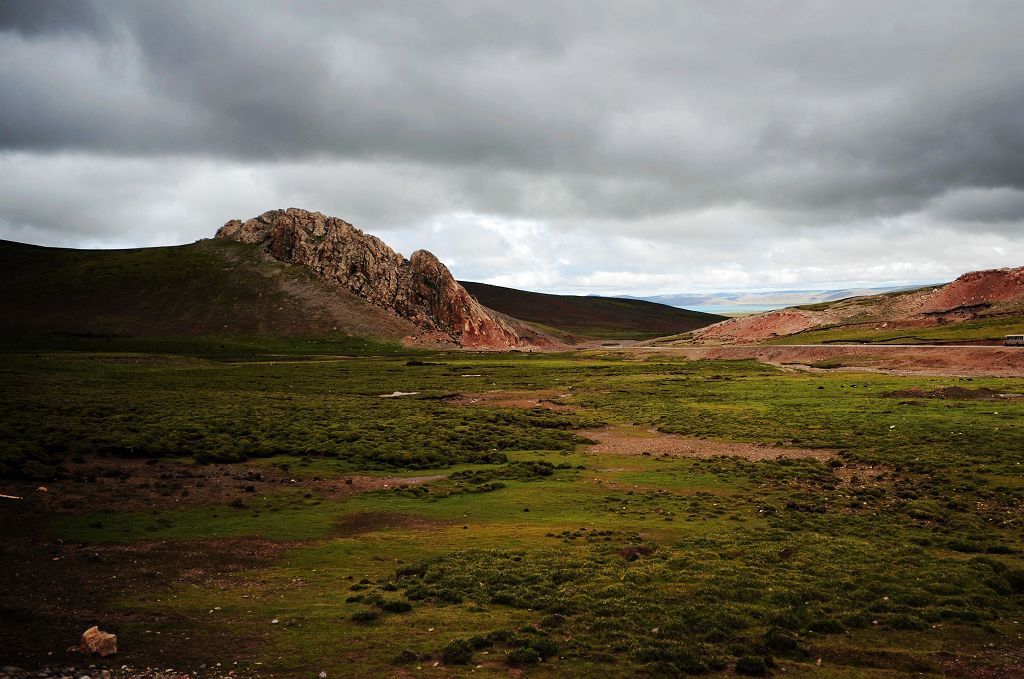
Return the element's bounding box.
[79,626,117,657]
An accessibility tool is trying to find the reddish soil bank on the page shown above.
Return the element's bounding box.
[623,345,1024,377]
[691,265,1024,344]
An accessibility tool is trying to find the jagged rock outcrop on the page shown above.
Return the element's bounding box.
[216,209,554,348]
[692,265,1024,344]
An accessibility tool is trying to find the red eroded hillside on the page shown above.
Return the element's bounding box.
[919,267,1024,312]
[689,266,1024,344]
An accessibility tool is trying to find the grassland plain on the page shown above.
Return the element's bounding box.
[1,337,1023,677]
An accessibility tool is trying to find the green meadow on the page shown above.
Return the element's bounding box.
[3,338,1023,677]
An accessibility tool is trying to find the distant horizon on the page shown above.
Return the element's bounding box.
[2,230,954,300]
[460,276,942,302]
[0,228,960,302]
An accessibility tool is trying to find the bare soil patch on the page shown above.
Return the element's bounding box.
[333,511,454,536]
[321,474,446,497]
[0,463,445,673]
[0,489,289,672]
[579,425,834,461]
[833,464,891,486]
[883,386,1012,401]
[444,389,576,411]
[3,457,296,514]
[0,457,444,515]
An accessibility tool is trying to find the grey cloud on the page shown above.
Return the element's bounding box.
[928,187,1024,226]
[2,1,1024,292]
[0,0,106,37]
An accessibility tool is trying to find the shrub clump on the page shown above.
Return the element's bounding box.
[393,649,418,664]
[449,460,556,485]
[379,599,413,613]
[441,638,475,665]
[763,628,806,658]
[467,635,492,650]
[350,609,379,623]
[506,646,541,666]
[735,655,769,676]
[530,637,559,660]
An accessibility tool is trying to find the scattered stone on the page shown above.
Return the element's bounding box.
[78,626,117,657]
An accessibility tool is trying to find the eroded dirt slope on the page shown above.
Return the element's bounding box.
[691,266,1024,344]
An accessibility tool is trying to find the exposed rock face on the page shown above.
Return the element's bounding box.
[217,209,552,348]
[79,626,117,656]
[693,266,1024,344]
[920,266,1024,312]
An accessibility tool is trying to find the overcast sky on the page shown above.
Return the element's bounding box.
[2,1,1023,294]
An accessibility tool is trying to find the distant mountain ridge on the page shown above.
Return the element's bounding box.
[629,285,923,311]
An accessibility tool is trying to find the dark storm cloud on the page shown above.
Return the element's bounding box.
[0,0,106,36]
[4,0,1024,224]
[1,1,1023,291]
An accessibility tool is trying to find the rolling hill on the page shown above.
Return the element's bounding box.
[460,281,726,340]
[680,266,1024,345]
[0,237,422,344]
[0,208,725,349]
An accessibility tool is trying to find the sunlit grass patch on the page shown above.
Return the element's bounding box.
[54,489,342,542]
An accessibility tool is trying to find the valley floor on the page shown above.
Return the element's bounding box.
[1,338,1022,678]
[631,344,1024,378]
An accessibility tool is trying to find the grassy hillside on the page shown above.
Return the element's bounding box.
[0,238,417,341]
[461,280,725,340]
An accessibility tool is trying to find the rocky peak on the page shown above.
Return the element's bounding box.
[216,208,551,348]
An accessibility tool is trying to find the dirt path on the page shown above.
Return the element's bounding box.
[580,425,834,461]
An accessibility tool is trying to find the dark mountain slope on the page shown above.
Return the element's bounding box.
[0,238,421,342]
[460,280,726,340]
